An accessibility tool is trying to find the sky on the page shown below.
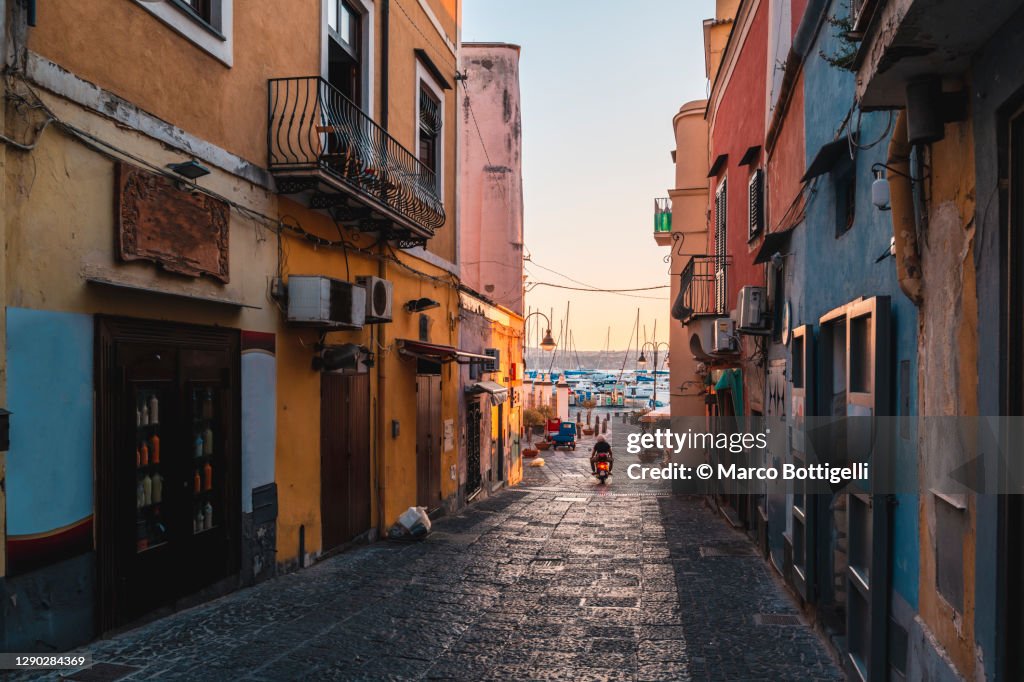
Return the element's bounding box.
[462,0,714,351]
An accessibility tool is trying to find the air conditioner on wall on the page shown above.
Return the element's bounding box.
[286,275,366,330]
[738,286,769,333]
[713,318,736,353]
[355,275,393,323]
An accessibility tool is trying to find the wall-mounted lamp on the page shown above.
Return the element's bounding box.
[405,297,440,313]
[871,166,891,211]
[168,160,211,181]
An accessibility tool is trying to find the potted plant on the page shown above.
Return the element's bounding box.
[580,399,597,435]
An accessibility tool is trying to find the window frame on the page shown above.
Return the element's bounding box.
[748,167,765,241]
[133,0,233,66]
[416,62,446,196]
[321,0,375,116]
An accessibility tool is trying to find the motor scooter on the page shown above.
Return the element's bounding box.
[595,459,611,485]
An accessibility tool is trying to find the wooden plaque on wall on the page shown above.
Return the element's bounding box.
[116,162,230,282]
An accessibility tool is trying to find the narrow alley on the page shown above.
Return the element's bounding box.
[44,430,841,682]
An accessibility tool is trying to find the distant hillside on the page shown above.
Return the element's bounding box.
[523,348,663,371]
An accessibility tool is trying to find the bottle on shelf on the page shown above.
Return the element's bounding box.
[203,461,213,491]
[202,425,214,456]
[136,406,141,427]
[194,435,204,459]
[140,442,149,467]
[148,394,159,425]
[151,434,160,464]
[193,509,202,534]
[193,470,201,494]
[142,473,152,506]
[141,403,149,426]
[136,480,145,509]
[135,446,141,468]
[202,389,214,420]
[203,502,213,531]
[151,472,163,504]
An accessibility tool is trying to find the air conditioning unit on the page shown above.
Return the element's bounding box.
[286,275,366,330]
[355,275,393,323]
[738,286,768,332]
[713,318,736,353]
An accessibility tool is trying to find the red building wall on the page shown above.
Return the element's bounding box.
[707,0,769,310]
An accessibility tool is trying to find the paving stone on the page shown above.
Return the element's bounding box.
[16,429,841,681]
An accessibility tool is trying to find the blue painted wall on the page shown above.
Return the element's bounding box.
[7,308,95,538]
[796,0,920,610]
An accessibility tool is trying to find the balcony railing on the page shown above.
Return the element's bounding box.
[268,76,445,239]
[654,197,672,233]
[672,255,731,323]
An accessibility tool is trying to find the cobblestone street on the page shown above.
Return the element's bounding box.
[48,428,842,681]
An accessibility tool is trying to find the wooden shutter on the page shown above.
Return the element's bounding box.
[748,169,764,239]
[715,179,728,314]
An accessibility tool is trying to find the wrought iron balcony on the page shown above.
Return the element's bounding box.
[672,255,731,323]
[268,77,445,245]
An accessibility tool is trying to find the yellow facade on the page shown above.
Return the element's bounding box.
[7,0,464,578]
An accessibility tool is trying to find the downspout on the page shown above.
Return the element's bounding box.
[381,0,389,130]
[376,249,388,532]
[888,111,923,306]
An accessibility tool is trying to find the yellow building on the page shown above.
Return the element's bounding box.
[0,0,463,649]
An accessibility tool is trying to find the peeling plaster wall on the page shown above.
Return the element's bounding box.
[916,119,979,681]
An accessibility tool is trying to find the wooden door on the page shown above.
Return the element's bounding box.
[843,296,891,682]
[416,375,442,508]
[466,402,482,495]
[321,372,371,550]
[790,324,815,602]
[496,403,505,481]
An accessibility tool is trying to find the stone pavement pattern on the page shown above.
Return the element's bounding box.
[37,425,842,681]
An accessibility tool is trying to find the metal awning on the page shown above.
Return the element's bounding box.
[707,153,728,177]
[397,339,493,364]
[801,137,853,182]
[753,227,796,264]
[466,380,509,405]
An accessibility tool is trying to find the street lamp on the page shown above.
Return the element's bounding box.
[638,342,669,407]
[523,311,557,353]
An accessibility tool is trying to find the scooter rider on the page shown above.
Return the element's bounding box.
[591,435,613,474]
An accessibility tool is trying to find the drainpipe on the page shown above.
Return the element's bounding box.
[381,0,390,130]
[888,110,923,306]
[376,248,388,532]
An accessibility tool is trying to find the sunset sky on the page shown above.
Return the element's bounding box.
[463,0,713,351]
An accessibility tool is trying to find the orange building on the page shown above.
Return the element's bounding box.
[0,0,466,649]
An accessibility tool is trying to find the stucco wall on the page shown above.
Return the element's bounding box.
[458,44,524,314]
[670,100,710,419]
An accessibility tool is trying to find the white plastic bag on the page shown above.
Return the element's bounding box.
[397,506,431,533]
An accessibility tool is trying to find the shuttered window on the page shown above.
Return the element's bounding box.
[748,168,764,239]
[715,179,727,314]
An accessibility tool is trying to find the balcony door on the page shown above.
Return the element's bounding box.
[327,0,362,103]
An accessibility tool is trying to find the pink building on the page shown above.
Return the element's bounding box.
[458,43,525,314]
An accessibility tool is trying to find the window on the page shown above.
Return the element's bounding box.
[177,0,213,24]
[748,168,764,240]
[327,0,362,102]
[834,159,856,237]
[418,86,442,185]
